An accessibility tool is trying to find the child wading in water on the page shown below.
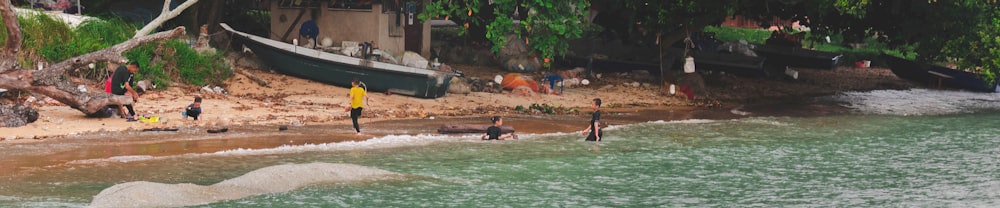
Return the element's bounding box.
[348,78,368,134]
[182,97,202,120]
[581,98,602,142]
[481,116,517,140]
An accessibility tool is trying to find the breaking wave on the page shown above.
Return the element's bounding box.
[829,89,1000,115]
[89,163,402,208]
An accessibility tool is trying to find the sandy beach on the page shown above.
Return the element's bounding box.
[0,59,921,193]
[0,61,912,141]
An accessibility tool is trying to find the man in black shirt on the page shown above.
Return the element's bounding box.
[111,61,140,120]
[482,116,516,140]
[582,98,602,142]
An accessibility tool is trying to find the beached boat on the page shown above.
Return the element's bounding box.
[562,48,766,77]
[689,50,767,77]
[221,23,456,98]
[881,54,998,92]
[563,55,668,75]
[753,44,843,69]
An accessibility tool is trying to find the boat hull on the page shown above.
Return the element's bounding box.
[223,24,454,98]
[882,54,997,92]
[753,45,842,70]
[563,48,766,77]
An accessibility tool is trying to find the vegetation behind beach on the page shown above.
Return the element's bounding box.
[0,13,231,88]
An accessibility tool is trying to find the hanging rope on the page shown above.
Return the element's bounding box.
[682,27,694,57]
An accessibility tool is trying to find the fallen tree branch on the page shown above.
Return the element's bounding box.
[134,0,200,38]
[0,27,187,116]
[237,68,268,87]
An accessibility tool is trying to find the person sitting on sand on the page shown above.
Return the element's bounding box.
[182,96,202,120]
[541,73,563,95]
[581,98,602,142]
[482,116,516,140]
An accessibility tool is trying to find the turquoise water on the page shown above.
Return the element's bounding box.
[3,111,1000,207]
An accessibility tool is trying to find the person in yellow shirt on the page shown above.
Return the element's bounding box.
[348,78,367,134]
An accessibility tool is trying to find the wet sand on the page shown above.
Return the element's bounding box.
[0,102,859,178]
[0,63,900,179]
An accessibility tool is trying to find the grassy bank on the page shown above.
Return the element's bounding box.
[0,13,231,88]
[703,26,915,67]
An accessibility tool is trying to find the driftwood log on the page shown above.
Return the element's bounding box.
[0,27,186,117]
[437,124,515,134]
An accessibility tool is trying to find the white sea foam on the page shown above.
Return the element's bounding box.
[212,134,457,156]
[730,105,752,116]
[65,119,720,166]
[830,89,1000,115]
[89,163,402,208]
[67,155,154,165]
[649,119,721,124]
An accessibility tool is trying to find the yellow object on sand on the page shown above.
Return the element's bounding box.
[139,116,159,123]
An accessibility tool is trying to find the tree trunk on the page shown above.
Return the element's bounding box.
[204,0,224,34]
[0,0,20,73]
[0,27,187,116]
[134,0,201,38]
[190,0,201,34]
[0,0,198,126]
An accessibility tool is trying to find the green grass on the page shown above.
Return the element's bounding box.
[0,13,231,89]
[125,40,232,88]
[703,26,771,44]
[704,26,916,67]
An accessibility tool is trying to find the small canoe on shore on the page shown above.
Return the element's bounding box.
[882,54,998,92]
[438,124,514,134]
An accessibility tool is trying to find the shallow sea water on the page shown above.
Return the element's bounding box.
[1,89,1000,207]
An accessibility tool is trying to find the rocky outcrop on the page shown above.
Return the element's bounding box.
[0,103,38,127]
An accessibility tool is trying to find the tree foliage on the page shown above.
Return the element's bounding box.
[433,0,997,81]
[420,0,590,61]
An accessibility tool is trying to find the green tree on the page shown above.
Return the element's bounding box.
[420,0,591,63]
[424,0,999,83]
[809,0,1000,83]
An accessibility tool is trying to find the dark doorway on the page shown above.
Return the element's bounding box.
[403,1,423,53]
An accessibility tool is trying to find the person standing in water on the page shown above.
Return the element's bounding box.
[348,78,367,134]
[482,116,516,140]
[582,98,602,142]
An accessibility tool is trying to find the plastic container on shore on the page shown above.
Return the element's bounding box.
[855,60,871,68]
[684,57,696,73]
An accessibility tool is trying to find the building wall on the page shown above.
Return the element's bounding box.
[721,16,793,29]
[269,1,430,59]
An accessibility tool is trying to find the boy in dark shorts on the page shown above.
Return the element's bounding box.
[482,116,516,140]
[111,61,140,121]
[182,96,202,120]
[581,98,603,142]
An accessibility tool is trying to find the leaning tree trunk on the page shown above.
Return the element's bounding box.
[0,0,199,122]
[0,27,187,117]
[0,0,20,72]
[134,0,200,38]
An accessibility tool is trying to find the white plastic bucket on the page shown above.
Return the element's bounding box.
[669,84,676,95]
[684,57,696,73]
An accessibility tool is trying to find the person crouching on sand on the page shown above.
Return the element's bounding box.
[581,98,602,142]
[182,96,202,120]
[482,116,517,140]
